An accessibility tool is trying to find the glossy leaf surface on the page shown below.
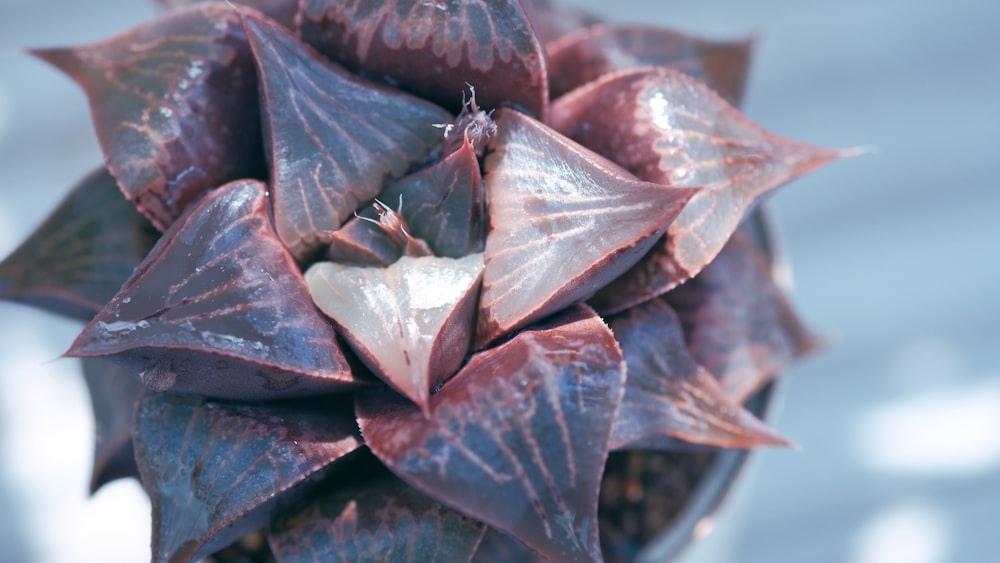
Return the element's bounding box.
[0,167,156,321]
[67,179,361,400]
[81,358,144,494]
[550,68,841,313]
[134,393,363,563]
[609,299,790,450]
[159,0,299,28]
[477,108,696,348]
[33,4,263,230]
[306,254,483,411]
[270,458,485,562]
[547,24,753,104]
[666,231,819,402]
[298,0,548,116]
[358,306,626,563]
[243,13,449,261]
[378,135,487,258]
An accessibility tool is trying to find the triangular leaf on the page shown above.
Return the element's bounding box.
[33,4,264,230]
[133,393,363,563]
[243,13,451,260]
[297,0,548,116]
[472,528,545,563]
[67,179,363,400]
[306,254,484,411]
[357,305,626,563]
[549,68,842,313]
[269,456,486,562]
[608,299,790,450]
[159,0,299,29]
[0,167,157,321]
[546,24,753,105]
[477,108,696,348]
[81,357,144,494]
[666,231,820,403]
[379,135,487,259]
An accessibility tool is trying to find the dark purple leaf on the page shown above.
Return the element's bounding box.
[608,299,790,450]
[665,231,821,403]
[306,254,483,412]
[67,179,363,400]
[546,24,753,105]
[242,13,450,261]
[476,108,696,348]
[32,4,264,230]
[357,305,626,563]
[0,167,157,321]
[297,0,548,116]
[133,393,363,563]
[81,358,144,494]
[269,458,486,562]
[378,133,487,258]
[548,68,842,313]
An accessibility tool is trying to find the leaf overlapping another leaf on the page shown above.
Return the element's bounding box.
[66,179,363,400]
[33,4,265,230]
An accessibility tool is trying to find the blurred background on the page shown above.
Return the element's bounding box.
[0,0,997,561]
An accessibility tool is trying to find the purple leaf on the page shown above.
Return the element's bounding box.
[608,299,791,450]
[665,231,821,403]
[548,68,842,313]
[378,134,487,258]
[0,167,157,321]
[81,358,144,494]
[306,254,484,412]
[32,4,264,230]
[133,393,363,563]
[357,305,626,563]
[476,108,696,348]
[297,0,548,116]
[472,528,544,563]
[159,0,299,29]
[269,458,486,562]
[243,12,451,261]
[67,179,364,400]
[546,24,753,105]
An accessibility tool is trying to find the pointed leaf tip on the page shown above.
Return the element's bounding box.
[358,305,626,563]
[549,67,843,311]
[33,4,264,230]
[242,12,451,260]
[67,179,362,400]
[477,108,696,348]
[609,299,792,451]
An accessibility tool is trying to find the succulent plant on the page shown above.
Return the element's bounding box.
[0,1,848,561]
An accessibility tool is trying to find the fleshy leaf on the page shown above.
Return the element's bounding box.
[666,231,820,403]
[472,528,544,563]
[81,358,144,494]
[133,393,363,563]
[548,68,842,313]
[378,134,487,258]
[546,24,753,105]
[67,179,362,400]
[357,305,626,563]
[269,456,486,562]
[608,299,790,450]
[243,13,450,261]
[32,4,264,230]
[477,108,696,348]
[298,0,548,116]
[0,167,157,321]
[306,254,483,412]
